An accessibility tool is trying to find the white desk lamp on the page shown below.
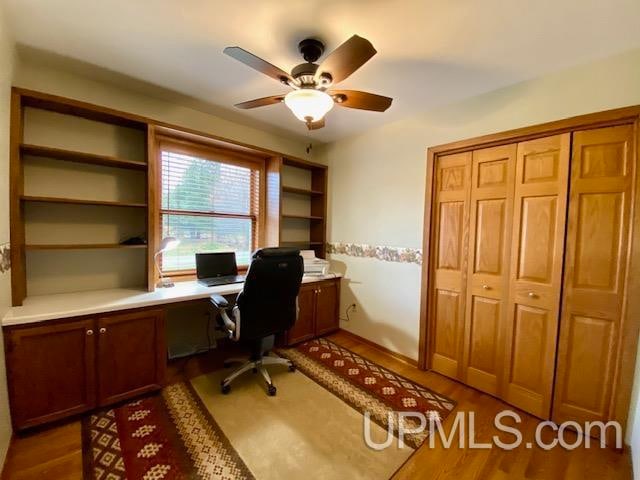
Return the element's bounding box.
[154,236,180,288]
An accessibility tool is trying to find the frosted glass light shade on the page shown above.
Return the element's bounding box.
[158,236,180,253]
[284,89,334,122]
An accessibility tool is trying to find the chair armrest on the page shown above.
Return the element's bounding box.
[210,294,240,341]
[210,294,230,309]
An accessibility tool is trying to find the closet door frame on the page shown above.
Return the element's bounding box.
[419,106,640,438]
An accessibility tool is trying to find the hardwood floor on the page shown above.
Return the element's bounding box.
[1,331,633,479]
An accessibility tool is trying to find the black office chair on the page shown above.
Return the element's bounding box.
[210,247,304,396]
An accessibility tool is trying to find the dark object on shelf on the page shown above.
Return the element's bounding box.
[120,236,147,246]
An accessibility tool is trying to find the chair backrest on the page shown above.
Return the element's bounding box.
[236,247,304,340]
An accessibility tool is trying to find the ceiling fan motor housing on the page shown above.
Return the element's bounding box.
[298,38,324,62]
[293,38,327,87]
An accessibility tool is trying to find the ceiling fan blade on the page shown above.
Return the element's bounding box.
[315,35,377,84]
[234,95,285,109]
[329,90,393,112]
[307,118,325,130]
[224,46,294,85]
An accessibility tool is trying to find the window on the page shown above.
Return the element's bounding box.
[159,140,263,273]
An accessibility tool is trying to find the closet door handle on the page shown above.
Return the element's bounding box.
[86,329,94,336]
[99,327,107,334]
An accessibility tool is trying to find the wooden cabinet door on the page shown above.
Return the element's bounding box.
[429,152,472,379]
[461,145,516,395]
[5,318,96,429]
[503,134,570,418]
[553,125,635,431]
[287,284,317,345]
[315,279,340,336]
[97,309,165,406]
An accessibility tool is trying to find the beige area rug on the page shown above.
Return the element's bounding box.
[191,338,457,480]
[191,367,412,480]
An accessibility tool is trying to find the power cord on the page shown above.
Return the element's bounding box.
[340,303,356,322]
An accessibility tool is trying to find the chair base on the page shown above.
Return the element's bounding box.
[221,355,295,396]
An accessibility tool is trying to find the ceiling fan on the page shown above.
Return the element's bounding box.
[223,35,392,130]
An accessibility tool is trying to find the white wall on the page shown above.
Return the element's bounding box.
[320,48,640,455]
[0,4,14,470]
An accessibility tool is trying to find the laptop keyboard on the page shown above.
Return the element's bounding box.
[201,275,245,287]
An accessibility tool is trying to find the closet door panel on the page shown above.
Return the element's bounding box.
[462,145,515,394]
[553,125,634,429]
[504,134,570,418]
[430,153,471,379]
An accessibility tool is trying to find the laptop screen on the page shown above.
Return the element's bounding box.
[195,252,238,279]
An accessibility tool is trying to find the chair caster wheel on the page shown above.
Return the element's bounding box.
[221,384,231,395]
[288,363,296,372]
[267,385,277,396]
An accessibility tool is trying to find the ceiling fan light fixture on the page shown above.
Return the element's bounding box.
[284,89,334,123]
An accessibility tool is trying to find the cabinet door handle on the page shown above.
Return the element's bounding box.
[99,327,107,334]
[482,284,491,290]
[318,288,322,293]
[86,329,94,336]
[528,292,537,298]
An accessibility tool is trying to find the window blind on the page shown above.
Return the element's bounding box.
[160,148,260,272]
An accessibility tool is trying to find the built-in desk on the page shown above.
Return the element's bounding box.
[2,274,341,430]
[2,273,341,326]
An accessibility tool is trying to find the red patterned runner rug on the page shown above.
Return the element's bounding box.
[278,337,456,448]
[82,382,254,480]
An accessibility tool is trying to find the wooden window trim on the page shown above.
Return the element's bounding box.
[157,136,266,275]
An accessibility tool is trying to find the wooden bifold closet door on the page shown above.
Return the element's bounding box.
[430,135,570,412]
[429,152,471,379]
[461,145,516,395]
[502,134,570,418]
[553,125,635,428]
[427,117,639,440]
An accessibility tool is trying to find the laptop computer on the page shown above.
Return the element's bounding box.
[196,252,246,287]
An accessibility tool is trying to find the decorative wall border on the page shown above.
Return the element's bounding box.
[0,242,10,274]
[327,242,422,265]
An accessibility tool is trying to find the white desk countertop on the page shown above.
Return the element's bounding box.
[2,273,341,327]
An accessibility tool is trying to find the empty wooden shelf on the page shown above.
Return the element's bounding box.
[20,144,147,171]
[21,195,147,208]
[280,241,324,247]
[282,186,324,196]
[25,244,147,250]
[282,214,324,221]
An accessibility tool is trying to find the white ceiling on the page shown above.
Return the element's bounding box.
[4,0,640,143]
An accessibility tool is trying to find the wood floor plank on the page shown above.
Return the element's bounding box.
[1,332,633,479]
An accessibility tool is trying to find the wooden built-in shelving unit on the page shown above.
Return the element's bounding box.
[266,156,327,258]
[9,88,329,305]
[10,88,151,304]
